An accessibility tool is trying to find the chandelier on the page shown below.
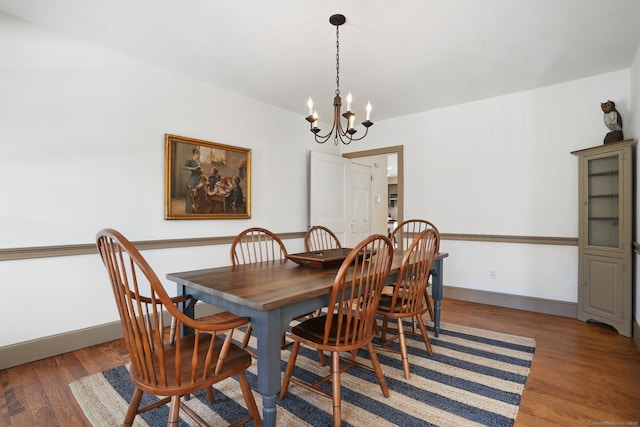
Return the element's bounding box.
[306,14,373,145]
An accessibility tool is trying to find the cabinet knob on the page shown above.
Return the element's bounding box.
[582,281,587,286]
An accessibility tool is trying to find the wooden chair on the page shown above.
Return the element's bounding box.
[230,227,287,266]
[389,219,440,321]
[279,234,394,427]
[304,225,342,252]
[96,228,262,427]
[391,219,439,252]
[376,228,439,379]
[230,227,288,352]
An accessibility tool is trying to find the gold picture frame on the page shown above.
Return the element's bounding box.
[165,134,251,219]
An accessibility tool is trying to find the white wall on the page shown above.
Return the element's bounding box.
[0,13,339,346]
[345,70,631,303]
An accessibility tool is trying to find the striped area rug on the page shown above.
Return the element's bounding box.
[69,321,535,426]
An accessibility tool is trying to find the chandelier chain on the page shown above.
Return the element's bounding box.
[335,25,340,95]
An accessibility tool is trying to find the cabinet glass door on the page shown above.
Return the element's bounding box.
[587,155,619,247]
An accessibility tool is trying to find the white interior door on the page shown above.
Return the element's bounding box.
[349,162,372,245]
[309,151,351,246]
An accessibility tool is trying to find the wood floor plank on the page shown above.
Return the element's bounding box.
[77,339,128,375]
[34,355,88,427]
[12,361,56,426]
[0,368,26,426]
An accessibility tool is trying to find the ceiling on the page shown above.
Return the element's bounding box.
[2,0,640,124]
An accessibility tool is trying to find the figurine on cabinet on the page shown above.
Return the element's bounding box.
[601,100,624,144]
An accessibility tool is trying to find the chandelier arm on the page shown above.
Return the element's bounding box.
[311,124,336,141]
[333,113,373,144]
[313,133,331,144]
[310,99,343,143]
[341,124,371,142]
[334,115,355,145]
[335,133,353,145]
[313,128,334,144]
[311,129,329,144]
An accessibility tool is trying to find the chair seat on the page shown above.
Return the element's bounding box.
[377,294,424,314]
[132,333,252,396]
[378,294,405,313]
[292,314,365,349]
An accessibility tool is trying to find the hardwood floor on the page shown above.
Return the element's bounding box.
[1,299,639,426]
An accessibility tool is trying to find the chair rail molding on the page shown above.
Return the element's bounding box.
[0,232,587,261]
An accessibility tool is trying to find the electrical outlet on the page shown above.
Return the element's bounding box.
[490,270,497,279]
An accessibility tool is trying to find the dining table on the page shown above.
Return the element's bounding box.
[167,250,448,427]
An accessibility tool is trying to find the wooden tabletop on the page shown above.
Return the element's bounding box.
[167,251,448,312]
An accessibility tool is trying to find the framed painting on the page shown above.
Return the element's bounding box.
[165,134,251,219]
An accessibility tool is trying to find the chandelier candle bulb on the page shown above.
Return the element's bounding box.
[307,97,314,115]
[346,92,353,112]
[366,102,372,121]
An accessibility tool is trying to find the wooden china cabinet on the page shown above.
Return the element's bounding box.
[571,139,635,337]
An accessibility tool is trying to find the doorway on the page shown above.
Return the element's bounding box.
[343,145,403,234]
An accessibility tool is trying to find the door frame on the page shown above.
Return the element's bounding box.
[342,145,404,225]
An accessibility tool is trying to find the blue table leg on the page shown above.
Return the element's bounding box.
[252,309,285,427]
[431,258,444,337]
[177,284,195,337]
